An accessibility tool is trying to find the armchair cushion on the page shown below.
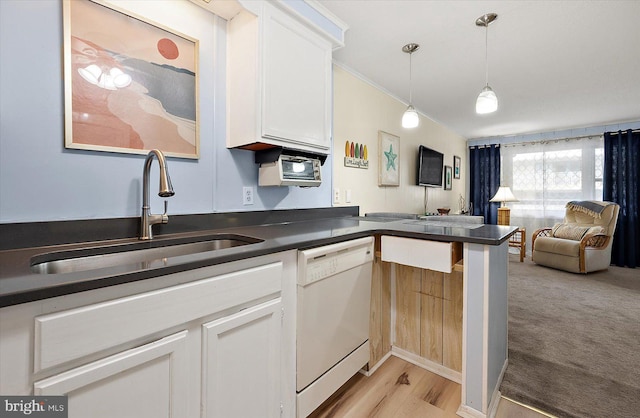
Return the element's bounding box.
[535,236,580,257]
[551,224,605,241]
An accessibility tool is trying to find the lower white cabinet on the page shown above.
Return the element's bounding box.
[202,298,282,418]
[34,331,189,418]
[0,251,297,418]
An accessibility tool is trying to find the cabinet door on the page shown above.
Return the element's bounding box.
[202,298,282,418]
[262,5,331,150]
[34,331,189,418]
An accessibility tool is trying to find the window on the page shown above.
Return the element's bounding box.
[501,136,604,246]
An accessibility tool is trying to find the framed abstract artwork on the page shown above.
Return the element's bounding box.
[453,155,461,179]
[63,0,199,159]
[444,165,453,190]
[378,131,400,186]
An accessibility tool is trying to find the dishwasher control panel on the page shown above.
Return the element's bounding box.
[297,237,374,286]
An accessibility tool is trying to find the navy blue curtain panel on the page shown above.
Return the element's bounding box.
[469,145,500,224]
[603,129,640,268]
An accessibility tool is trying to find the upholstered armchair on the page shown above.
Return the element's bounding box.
[532,201,619,273]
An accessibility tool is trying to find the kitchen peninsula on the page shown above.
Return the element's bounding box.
[0,207,516,418]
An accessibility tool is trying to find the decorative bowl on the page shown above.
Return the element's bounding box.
[437,208,451,215]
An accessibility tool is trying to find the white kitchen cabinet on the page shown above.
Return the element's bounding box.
[227,2,332,154]
[202,298,282,418]
[0,251,297,418]
[34,331,189,418]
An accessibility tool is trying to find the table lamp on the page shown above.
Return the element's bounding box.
[490,186,518,225]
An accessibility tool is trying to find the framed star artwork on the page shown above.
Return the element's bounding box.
[378,131,400,186]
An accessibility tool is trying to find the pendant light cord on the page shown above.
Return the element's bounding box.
[485,24,489,86]
[409,51,413,104]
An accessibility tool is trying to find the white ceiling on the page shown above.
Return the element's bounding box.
[317,0,640,139]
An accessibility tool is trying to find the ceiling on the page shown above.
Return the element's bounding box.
[316,0,640,139]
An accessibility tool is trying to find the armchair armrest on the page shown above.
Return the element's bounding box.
[532,227,552,250]
[579,233,612,273]
[581,233,610,249]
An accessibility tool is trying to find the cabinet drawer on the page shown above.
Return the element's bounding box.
[35,262,282,372]
[381,236,461,273]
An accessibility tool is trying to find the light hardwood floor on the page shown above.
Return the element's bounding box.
[308,356,550,418]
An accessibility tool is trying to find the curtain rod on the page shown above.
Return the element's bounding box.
[606,129,640,135]
[470,128,639,149]
[499,134,603,148]
[471,134,601,149]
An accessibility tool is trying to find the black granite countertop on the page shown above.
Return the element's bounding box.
[0,208,517,308]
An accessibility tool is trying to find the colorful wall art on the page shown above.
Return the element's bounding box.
[63,0,199,159]
[344,140,369,169]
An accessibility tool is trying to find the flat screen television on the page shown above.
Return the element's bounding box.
[417,145,444,187]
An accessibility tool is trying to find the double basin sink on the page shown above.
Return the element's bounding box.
[30,234,263,275]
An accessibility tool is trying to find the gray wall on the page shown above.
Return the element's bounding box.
[0,0,332,223]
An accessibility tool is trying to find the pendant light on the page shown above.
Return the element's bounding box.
[401,43,420,128]
[475,13,498,114]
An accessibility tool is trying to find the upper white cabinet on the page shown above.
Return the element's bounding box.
[226,1,345,154]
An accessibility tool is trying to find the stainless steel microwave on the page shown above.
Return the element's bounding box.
[258,154,322,187]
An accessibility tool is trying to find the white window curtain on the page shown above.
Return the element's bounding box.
[501,136,604,252]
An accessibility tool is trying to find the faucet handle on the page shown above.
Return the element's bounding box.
[161,200,169,224]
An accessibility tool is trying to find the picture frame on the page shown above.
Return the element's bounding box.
[378,131,400,186]
[444,165,452,190]
[453,155,461,179]
[63,0,200,159]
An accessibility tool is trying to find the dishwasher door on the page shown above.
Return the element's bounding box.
[296,237,374,393]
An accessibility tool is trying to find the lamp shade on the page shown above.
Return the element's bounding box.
[489,186,518,204]
[402,105,420,128]
[476,85,498,114]
[402,105,419,128]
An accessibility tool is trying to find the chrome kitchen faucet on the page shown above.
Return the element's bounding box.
[140,149,174,240]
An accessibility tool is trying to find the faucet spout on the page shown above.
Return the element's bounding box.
[140,149,175,240]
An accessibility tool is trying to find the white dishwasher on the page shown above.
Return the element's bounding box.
[296,236,374,417]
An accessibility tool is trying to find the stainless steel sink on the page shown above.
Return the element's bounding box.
[30,234,263,274]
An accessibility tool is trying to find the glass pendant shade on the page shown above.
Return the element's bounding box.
[402,105,419,128]
[476,85,498,114]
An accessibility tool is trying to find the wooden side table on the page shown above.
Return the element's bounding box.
[509,227,526,262]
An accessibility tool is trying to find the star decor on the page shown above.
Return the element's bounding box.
[378,130,399,186]
[384,145,398,171]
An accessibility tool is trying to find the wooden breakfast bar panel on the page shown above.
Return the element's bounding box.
[378,236,509,418]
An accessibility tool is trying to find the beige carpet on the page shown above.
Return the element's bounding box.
[500,255,640,418]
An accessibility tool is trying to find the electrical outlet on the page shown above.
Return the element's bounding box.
[333,188,340,204]
[243,186,254,205]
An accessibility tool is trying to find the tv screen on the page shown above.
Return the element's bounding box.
[417,145,444,187]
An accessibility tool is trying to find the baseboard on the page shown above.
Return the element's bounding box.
[487,390,502,418]
[456,358,508,418]
[457,404,488,418]
[363,351,392,376]
[391,346,462,384]
[487,359,509,417]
